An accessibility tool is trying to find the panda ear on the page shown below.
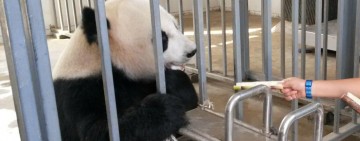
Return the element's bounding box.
[81,7,111,45]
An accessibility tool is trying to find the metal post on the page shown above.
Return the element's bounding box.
[315,0,323,80]
[262,0,272,81]
[232,0,243,120]
[291,0,300,140]
[150,0,166,94]
[225,85,272,141]
[300,0,307,79]
[56,0,64,30]
[0,0,42,140]
[281,0,286,78]
[322,0,329,80]
[335,0,357,133]
[79,0,83,15]
[278,103,324,141]
[206,0,212,72]
[72,0,78,29]
[94,0,120,140]
[23,0,62,140]
[221,0,227,76]
[65,0,71,31]
[166,0,170,12]
[193,0,207,104]
[240,0,250,80]
[353,0,360,124]
[178,0,184,33]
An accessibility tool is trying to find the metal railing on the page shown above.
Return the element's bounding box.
[278,102,324,141]
[225,85,273,141]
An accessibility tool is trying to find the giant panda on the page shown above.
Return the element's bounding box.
[52,0,198,140]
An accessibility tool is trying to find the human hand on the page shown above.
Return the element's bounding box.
[281,77,306,101]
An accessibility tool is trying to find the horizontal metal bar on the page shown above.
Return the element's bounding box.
[323,118,360,141]
[94,0,120,140]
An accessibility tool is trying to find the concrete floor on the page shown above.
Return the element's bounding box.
[0,11,359,141]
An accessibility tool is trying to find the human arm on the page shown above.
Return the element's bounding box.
[281,77,360,100]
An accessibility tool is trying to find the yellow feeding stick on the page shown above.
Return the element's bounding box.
[234,81,284,91]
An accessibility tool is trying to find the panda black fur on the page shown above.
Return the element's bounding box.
[53,0,198,140]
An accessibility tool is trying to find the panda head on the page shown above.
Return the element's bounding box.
[53,0,196,80]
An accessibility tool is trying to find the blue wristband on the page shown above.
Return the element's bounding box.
[305,80,313,99]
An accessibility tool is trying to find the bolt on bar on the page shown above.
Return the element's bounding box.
[94,0,120,141]
[24,0,63,140]
[225,85,273,141]
[178,0,184,33]
[150,0,167,94]
[193,0,208,104]
[291,0,300,140]
[72,0,78,29]
[261,0,272,81]
[315,0,323,81]
[322,0,329,80]
[280,0,286,78]
[300,0,306,79]
[206,0,212,72]
[352,0,360,125]
[55,0,64,30]
[0,0,43,140]
[232,0,244,120]
[278,102,324,141]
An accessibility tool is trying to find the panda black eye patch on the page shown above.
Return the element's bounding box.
[161,31,168,52]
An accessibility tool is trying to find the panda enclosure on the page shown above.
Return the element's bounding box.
[1,0,360,141]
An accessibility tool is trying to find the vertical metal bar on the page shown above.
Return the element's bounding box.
[193,0,207,104]
[94,0,120,140]
[166,0,170,12]
[322,0,329,80]
[65,0,71,31]
[264,89,273,134]
[315,0,322,80]
[150,0,166,94]
[79,0,83,15]
[206,0,212,72]
[300,0,307,79]
[178,0,184,33]
[281,0,286,78]
[72,0,78,28]
[23,0,62,140]
[221,0,227,76]
[335,0,357,133]
[262,0,272,81]
[240,0,250,80]
[353,0,360,124]
[0,0,42,140]
[88,0,92,7]
[56,0,64,30]
[291,0,299,140]
[233,0,243,120]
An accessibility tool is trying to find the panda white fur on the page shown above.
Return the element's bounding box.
[53,0,198,140]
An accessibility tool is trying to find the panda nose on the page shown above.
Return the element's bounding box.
[186,49,197,58]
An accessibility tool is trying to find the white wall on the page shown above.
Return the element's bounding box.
[225,0,281,17]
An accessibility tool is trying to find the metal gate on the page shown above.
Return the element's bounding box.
[1,0,360,141]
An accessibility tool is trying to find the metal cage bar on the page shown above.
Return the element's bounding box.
[71,0,78,29]
[0,0,43,140]
[150,0,166,94]
[178,0,184,33]
[65,0,71,32]
[193,0,208,104]
[206,0,212,72]
[94,0,120,140]
[280,0,286,78]
[278,102,324,141]
[225,85,273,141]
[221,0,227,76]
[314,0,323,80]
[261,0,272,81]
[291,0,300,140]
[55,0,64,30]
[300,0,307,79]
[322,0,329,80]
[240,0,249,80]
